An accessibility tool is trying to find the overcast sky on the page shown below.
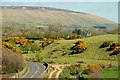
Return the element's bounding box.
[1,0,120,2]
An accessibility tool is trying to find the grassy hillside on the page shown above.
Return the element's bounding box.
[1,6,117,30]
[24,34,118,66]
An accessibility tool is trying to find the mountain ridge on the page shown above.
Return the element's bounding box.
[1,6,117,30]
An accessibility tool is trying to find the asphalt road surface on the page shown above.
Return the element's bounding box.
[23,62,45,78]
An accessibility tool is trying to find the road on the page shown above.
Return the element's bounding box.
[23,62,46,78]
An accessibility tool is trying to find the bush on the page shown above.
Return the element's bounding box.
[110,42,120,50]
[57,38,65,40]
[20,43,31,53]
[40,38,54,49]
[2,47,25,73]
[109,46,120,56]
[86,64,103,73]
[83,64,103,78]
[2,42,21,53]
[31,42,40,52]
[70,68,78,75]
[99,41,111,48]
[113,46,120,53]
[70,40,87,54]
[71,35,83,39]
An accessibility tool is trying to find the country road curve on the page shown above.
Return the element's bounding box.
[23,62,46,78]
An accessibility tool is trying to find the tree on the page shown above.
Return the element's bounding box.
[20,43,31,53]
[31,42,40,52]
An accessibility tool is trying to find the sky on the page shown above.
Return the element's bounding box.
[1,0,119,23]
[1,0,120,2]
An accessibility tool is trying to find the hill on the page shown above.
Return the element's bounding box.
[24,34,119,66]
[1,6,117,30]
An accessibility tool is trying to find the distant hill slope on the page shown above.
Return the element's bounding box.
[1,6,117,30]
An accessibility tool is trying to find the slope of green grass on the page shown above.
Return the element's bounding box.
[102,68,118,78]
[39,34,118,66]
[23,34,119,66]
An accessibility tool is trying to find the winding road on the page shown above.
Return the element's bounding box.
[23,62,46,78]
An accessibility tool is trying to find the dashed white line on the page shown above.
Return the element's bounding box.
[38,67,39,70]
[30,64,39,78]
[35,71,37,74]
[30,75,35,78]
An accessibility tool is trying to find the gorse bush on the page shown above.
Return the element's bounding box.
[113,46,120,53]
[100,41,120,56]
[70,40,87,54]
[109,46,120,56]
[103,42,120,56]
[110,42,120,50]
[83,64,103,78]
[2,42,21,53]
[40,38,55,49]
[99,41,111,48]
[71,35,83,39]
[86,64,103,73]
[2,37,35,53]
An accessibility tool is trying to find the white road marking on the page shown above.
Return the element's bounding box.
[35,71,37,74]
[30,75,35,78]
[38,67,39,69]
[30,64,39,78]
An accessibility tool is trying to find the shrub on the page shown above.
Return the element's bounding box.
[20,43,31,53]
[2,47,25,73]
[40,38,54,49]
[86,64,103,73]
[57,38,65,40]
[71,35,83,39]
[110,42,120,50]
[99,41,111,48]
[31,42,40,52]
[71,40,87,54]
[2,42,21,53]
[70,68,78,75]
[109,46,120,56]
[83,64,103,78]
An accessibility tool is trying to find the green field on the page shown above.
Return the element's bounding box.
[103,68,118,78]
[23,34,119,66]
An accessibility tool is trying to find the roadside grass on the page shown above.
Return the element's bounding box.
[102,68,118,78]
[43,57,118,66]
[23,52,38,60]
